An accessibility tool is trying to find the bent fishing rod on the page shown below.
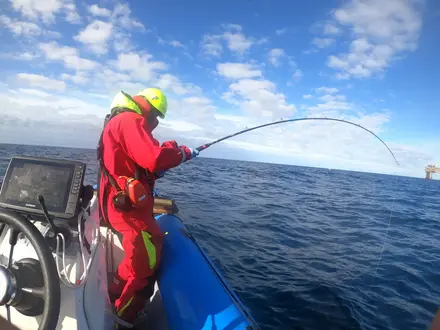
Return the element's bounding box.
[195,117,399,166]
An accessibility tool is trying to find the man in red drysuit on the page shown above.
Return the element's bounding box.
[98,88,198,329]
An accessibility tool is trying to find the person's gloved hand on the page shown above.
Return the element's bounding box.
[161,140,179,148]
[179,146,199,163]
[189,148,199,158]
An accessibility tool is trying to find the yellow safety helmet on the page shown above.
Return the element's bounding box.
[136,88,168,118]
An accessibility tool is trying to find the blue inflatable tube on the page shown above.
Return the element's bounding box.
[155,214,260,330]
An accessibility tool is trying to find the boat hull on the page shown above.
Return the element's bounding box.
[156,214,258,330]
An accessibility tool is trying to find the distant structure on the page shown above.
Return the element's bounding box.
[425,164,440,180]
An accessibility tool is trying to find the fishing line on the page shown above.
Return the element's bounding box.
[196,117,400,271]
[196,118,400,266]
[196,116,400,270]
[194,116,400,326]
[348,184,397,330]
[375,198,395,273]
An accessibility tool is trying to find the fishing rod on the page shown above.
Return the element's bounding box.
[195,117,400,166]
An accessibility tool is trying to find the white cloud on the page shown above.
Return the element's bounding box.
[88,4,111,17]
[300,87,353,116]
[316,86,339,94]
[0,14,61,37]
[61,72,88,85]
[74,20,113,55]
[104,51,194,97]
[158,37,185,48]
[312,37,334,48]
[0,51,40,61]
[306,98,352,113]
[0,15,41,36]
[39,42,99,71]
[112,30,135,53]
[10,0,63,23]
[223,31,254,55]
[16,73,66,91]
[214,113,248,123]
[222,79,296,119]
[3,82,431,177]
[276,28,287,35]
[111,3,145,31]
[88,92,110,100]
[1,90,107,119]
[1,2,435,177]
[256,37,269,45]
[182,96,213,106]
[217,63,262,79]
[222,23,242,31]
[201,34,223,57]
[91,69,144,94]
[9,0,80,25]
[166,95,216,123]
[0,88,109,148]
[167,96,216,124]
[97,3,146,53]
[160,99,410,176]
[63,56,97,71]
[228,111,401,175]
[323,23,341,35]
[169,40,184,48]
[64,1,80,24]
[319,94,347,102]
[201,24,263,57]
[18,52,39,60]
[18,88,51,98]
[46,30,61,38]
[1,79,434,177]
[268,48,285,66]
[327,0,424,79]
[292,69,303,81]
[156,74,197,95]
[161,120,203,133]
[114,52,167,82]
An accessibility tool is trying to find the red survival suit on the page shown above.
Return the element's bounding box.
[98,110,188,324]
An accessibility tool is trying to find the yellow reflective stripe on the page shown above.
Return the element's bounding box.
[110,91,142,116]
[117,296,134,317]
[141,231,156,270]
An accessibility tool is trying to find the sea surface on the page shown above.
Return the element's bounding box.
[1,143,440,330]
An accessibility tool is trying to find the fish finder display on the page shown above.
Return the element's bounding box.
[6,163,72,211]
[0,157,85,218]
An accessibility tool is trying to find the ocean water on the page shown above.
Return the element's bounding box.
[1,143,440,330]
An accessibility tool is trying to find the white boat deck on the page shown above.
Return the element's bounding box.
[0,198,169,330]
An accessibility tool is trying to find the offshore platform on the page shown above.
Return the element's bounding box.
[425,164,440,179]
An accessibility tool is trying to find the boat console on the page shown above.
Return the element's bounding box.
[0,156,108,330]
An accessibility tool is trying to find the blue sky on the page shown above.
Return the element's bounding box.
[0,0,439,177]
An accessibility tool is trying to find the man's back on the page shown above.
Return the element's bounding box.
[98,112,161,233]
[102,111,156,181]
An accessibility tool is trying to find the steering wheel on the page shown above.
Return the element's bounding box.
[0,210,61,330]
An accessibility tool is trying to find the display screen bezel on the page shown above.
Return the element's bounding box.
[0,156,85,219]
